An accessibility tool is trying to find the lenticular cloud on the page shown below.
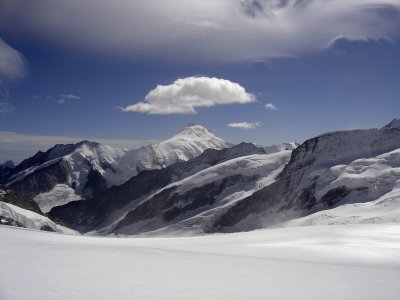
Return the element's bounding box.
[121,76,255,115]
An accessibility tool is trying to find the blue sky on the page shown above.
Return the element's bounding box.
[0,0,400,162]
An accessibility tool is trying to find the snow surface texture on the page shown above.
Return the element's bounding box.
[0,224,399,300]
[11,124,231,212]
[0,202,76,234]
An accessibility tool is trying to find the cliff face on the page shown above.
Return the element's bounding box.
[212,122,400,232]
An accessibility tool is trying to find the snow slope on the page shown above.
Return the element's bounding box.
[0,202,76,234]
[0,224,399,300]
[48,142,268,232]
[144,124,230,168]
[273,145,400,228]
[106,150,292,235]
[282,181,400,227]
[212,120,400,232]
[100,124,231,186]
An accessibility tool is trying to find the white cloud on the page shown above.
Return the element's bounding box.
[58,94,81,104]
[0,102,14,114]
[0,1,398,63]
[0,131,159,164]
[121,77,255,115]
[228,121,261,129]
[265,103,278,110]
[0,38,25,80]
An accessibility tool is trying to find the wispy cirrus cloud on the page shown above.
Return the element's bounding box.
[228,121,261,129]
[33,94,82,104]
[0,38,25,81]
[58,94,81,104]
[0,102,14,114]
[0,1,399,63]
[120,77,255,115]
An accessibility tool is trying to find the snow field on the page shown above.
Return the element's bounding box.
[1,224,399,300]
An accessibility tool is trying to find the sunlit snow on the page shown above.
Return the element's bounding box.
[0,224,399,300]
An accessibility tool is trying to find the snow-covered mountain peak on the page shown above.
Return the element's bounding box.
[173,124,218,140]
[46,140,101,161]
[144,124,230,169]
[75,140,101,148]
[382,118,400,130]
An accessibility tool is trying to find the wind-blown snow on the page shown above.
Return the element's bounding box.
[34,184,82,213]
[0,224,399,300]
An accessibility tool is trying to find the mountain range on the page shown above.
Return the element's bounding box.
[1,124,230,213]
[1,119,399,236]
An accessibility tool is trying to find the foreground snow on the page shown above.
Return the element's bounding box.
[1,224,399,300]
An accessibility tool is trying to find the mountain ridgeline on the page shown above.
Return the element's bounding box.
[212,119,400,231]
[1,125,231,213]
[48,142,275,233]
[1,120,400,235]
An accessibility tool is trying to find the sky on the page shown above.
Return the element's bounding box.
[0,0,400,163]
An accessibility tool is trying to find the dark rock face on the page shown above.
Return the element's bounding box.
[2,160,15,169]
[2,142,96,184]
[49,143,266,232]
[39,224,55,232]
[3,152,53,181]
[114,174,258,234]
[211,180,285,232]
[0,185,43,215]
[82,167,109,199]
[319,186,369,207]
[320,186,351,207]
[211,125,400,232]
[0,160,15,183]
[2,141,111,211]
[0,165,13,183]
[49,167,176,231]
[0,216,24,228]
[7,159,70,198]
